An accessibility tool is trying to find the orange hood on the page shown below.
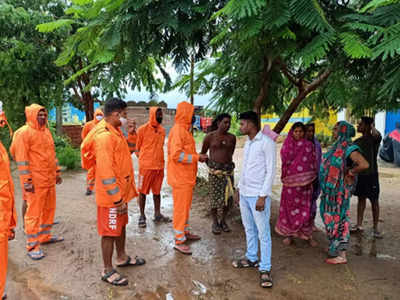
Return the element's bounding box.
[175,102,194,130]
[94,108,104,124]
[149,107,160,128]
[25,104,46,130]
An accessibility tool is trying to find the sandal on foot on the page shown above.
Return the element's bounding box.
[220,222,231,233]
[260,271,273,288]
[185,233,201,241]
[153,214,172,223]
[350,225,363,233]
[117,256,146,267]
[373,231,384,239]
[232,258,259,268]
[42,235,64,245]
[27,249,45,261]
[138,216,146,228]
[2,293,6,300]
[325,256,347,265]
[212,223,222,235]
[173,244,192,255]
[101,269,128,286]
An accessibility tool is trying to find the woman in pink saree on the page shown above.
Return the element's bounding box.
[275,122,318,246]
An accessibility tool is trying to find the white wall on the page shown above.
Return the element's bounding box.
[337,109,346,121]
[374,111,386,137]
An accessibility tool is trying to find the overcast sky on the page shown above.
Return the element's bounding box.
[122,62,213,109]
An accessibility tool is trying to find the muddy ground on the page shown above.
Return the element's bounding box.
[5,144,400,300]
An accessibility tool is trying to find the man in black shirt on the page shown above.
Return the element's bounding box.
[352,117,383,238]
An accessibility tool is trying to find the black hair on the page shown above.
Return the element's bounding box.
[361,116,374,126]
[210,113,231,131]
[291,121,306,132]
[305,122,315,129]
[104,97,127,116]
[239,111,259,130]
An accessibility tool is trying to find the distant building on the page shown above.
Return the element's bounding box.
[48,102,100,124]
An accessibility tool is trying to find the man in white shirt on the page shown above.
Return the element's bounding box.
[232,111,276,288]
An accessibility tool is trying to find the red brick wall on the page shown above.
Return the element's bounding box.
[62,125,82,147]
[61,107,175,147]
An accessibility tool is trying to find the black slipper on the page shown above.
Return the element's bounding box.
[212,223,222,235]
[116,256,146,267]
[101,269,128,286]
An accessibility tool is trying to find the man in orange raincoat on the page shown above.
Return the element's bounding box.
[0,106,17,300]
[82,108,104,195]
[167,101,208,255]
[10,126,28,228]
[11,104,63,260]
[87,98,145,286]
[136,107,170,228]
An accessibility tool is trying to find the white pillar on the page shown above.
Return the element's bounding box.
[337,109,346,121]
[374,111,386,137]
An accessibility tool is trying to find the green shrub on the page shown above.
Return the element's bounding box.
[49,123,81,170]
[316,133,333,148]
[56,143,81,170]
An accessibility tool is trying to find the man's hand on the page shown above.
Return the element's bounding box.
[24,183,34,193]
[199,154,208,163]
[344,174,355,186]
[8,229,15,241]
[115,202,128,215]
[128,119,136,134]
[56,176,63,185]
[234,188,240,207]
[255,196,266,211]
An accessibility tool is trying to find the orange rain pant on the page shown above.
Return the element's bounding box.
[172,187,193,245]
[25,187,56,251]
[87,166,95,191]
[0,240,7,297]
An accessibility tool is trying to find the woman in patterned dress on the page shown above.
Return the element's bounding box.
[320,121,369,264]
[275,122,318,246]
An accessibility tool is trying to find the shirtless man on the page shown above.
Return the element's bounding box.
[201,114,236,234]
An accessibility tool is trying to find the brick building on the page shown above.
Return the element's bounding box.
[62,106,177,147]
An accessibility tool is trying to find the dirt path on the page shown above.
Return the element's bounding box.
[5,149,400,300]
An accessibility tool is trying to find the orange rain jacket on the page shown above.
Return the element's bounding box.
[10,125,28,200]
[136,107,165,170]
[81,108,104,140]
[85,119,138,207]
[0,141,16,298]
[0,142,16,242]
[11,104,60,189]
[167,102,199,188]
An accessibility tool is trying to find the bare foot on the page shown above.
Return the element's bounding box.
[309,239,318,247]
[325,256,347,264]
[283,237,292,246]
[173,244,192,255]
[312,225,320,232]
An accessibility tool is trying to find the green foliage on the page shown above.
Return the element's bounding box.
[56,143,81,170]
[316,133,333,148]
[49,123,81,170]
[0,0,68,127]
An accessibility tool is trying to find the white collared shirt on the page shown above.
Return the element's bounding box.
[238,131,277,197]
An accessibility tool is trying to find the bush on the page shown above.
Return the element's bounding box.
[49,123,81,170]
[316,133,333,148]
[56,143,81,170]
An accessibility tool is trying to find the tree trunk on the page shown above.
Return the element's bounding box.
[83,92,94,122]
[190,54,195,105]
[253,56,273,125]
[273,69,332,133]
[56,104,63,135]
